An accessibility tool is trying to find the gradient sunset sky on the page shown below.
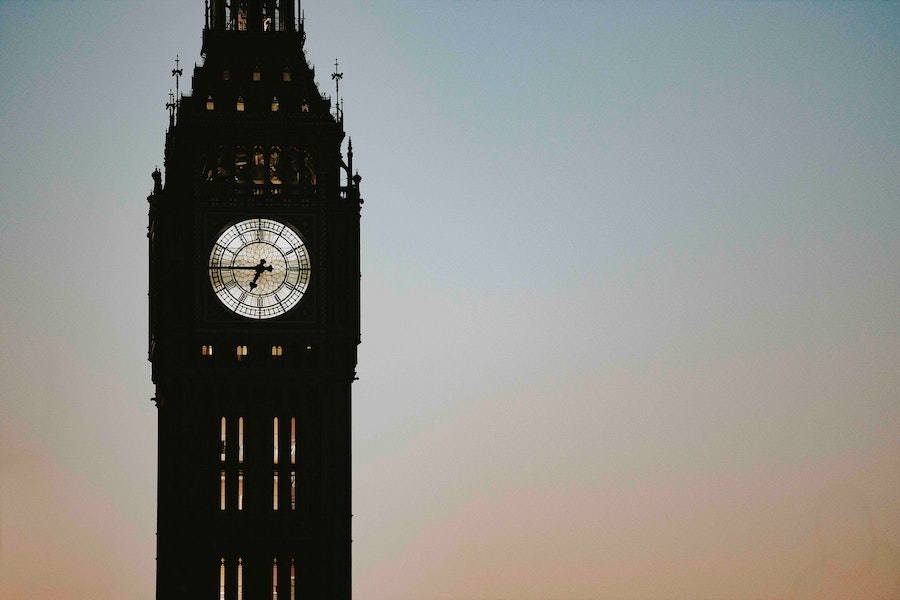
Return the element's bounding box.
[0,1,898,599]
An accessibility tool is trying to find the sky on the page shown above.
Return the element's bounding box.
[0,1,898,598]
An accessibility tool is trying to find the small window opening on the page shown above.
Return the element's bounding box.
[283,68,291,82]
[220,470,226,510]
[253,68,261,81]
[223,69,230,81]
[237,345,248,360]
[236,96,245,111]
[238,470,244,510]
[271,96,279,112]
[290,559,295,600]
[206,96,215,111]
[272,345,283,358]
[202,344,214,356]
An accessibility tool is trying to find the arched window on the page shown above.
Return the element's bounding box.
[269,148,282,185]
[263,0,278,31]
[251,147,266,184]
[236,345,249,361]
[284,148,300,184]
[202,344,214,356]
[236,96,245,112]
[216,146,232,180]
[302,149,316,185]
[234,1,248,30]
[234,147,248,183]
[206,95,215,111]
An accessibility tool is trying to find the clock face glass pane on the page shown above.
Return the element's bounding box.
[209,218,310,319]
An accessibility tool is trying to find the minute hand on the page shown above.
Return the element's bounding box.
[219,265,269,270]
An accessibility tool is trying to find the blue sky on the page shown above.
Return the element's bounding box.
[1,1,898,598]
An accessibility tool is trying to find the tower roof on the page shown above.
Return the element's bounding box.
[174,0,339,129]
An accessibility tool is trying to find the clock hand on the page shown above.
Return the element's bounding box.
[220,265,264,270]
[248,259,274,290]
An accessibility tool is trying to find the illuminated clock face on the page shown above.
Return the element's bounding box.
[209,218,311,319]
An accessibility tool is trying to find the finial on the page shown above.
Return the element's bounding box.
[169,56,183,127]
[172,55,183,101]
[332,59,343,121]
[166,90,176,127]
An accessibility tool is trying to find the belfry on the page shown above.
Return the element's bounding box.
[147,1,362,597]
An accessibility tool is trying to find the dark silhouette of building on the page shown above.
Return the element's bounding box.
[147,2,362,597]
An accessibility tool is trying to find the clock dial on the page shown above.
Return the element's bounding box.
[209,218,310,319]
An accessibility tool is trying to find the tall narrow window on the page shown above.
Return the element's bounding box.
[290,559,296,600]
[236,96,245,111]
[271,96,279,112]
[202,344,214,356]
[290,470,296,510]
[206,96,215,111]
[273,417,279,464]
[237,558,243,600]
[272,345,283,358]
[220,558,226,600]
[290,418,296,464]
[220,470,226,510]
[238,417,244,463]
[273,472,279,510]
[283,68,291,82]
[273,559,278,599]
[238,470,244,510]
[220,417,227,462]
[253,67,261,81]
[237,345,248,361]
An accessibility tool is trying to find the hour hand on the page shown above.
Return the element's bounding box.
[249,259,273,290]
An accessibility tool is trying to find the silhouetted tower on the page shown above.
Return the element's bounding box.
[147,1,362,598]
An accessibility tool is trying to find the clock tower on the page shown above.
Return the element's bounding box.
[147,2,362,599]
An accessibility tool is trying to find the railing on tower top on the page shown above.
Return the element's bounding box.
[205,0,301,33]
